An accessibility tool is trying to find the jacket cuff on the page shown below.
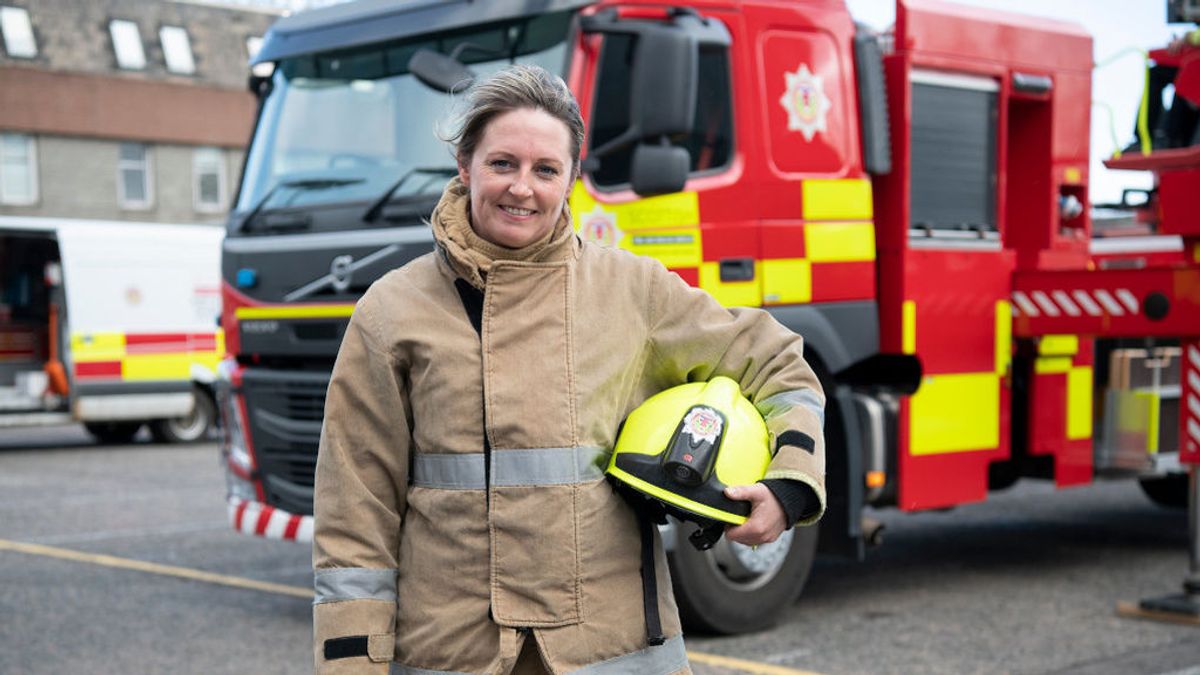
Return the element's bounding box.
[760,478,818,527]
[314,598,395,674]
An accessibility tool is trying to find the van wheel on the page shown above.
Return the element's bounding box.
[149,390,216,444]
[1138,474,1188,509]
[667,521,819,635]
[84,422,143,445]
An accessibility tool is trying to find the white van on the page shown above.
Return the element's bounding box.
[0,215,223,443]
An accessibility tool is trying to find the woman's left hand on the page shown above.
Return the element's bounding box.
[723,483,788,546]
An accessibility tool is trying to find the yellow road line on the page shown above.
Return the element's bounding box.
[0,538,313,599]
[687,650,823,675]
[1,538,824,675]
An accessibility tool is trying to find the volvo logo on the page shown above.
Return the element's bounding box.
[330,255,354,293]
[282,244,401,302]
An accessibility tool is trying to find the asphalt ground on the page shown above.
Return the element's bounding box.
[1,425,1198,674]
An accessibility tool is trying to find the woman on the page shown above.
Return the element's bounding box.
[312,64,826,675]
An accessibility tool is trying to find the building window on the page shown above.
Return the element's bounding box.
[193,147,226,212]
[0,6,36,58]
[109,19,146,70]
[160,26,195,75]
[0,133,38,205]
[117,142,153,209]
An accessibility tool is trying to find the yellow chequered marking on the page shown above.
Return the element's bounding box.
[803,222,875,263]
[624,229,703,269]
[70,332,126,362]
[902,300,916,354]
[802,178,873,221]
[1038,334,1079,357]
[1035,357,1072,374]
[762,258,812,304]
[236,305,355,320]
[569,182,703,268]
[699,261,762,308]
[910,372,1000,455]
[994,300,1012,375]
[569,182,700,231]
[1067,366,1093,440]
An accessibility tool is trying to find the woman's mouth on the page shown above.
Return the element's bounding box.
[500,205,534,217]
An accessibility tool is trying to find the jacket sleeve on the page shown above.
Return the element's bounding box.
[312,292,411,673]
[642,259,826,526]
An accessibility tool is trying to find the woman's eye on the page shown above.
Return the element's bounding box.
[490,159,512,170]
[536,165,559,177]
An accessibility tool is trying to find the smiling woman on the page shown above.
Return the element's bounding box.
[457,107,573,248]
[310,64,826,675]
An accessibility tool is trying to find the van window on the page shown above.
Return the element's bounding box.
[589,33,733,189]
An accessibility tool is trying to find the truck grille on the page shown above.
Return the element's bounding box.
[240,367,328,515]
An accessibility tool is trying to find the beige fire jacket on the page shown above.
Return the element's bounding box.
[312,180,826,674]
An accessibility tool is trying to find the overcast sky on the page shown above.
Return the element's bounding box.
[845,0,1187,204]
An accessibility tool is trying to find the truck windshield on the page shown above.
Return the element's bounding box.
[234,10,575,227]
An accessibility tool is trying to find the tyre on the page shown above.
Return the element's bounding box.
[84,421,143,445]
[1138,474,1188,509]
[667,520,819,635]
[149,389,216,444]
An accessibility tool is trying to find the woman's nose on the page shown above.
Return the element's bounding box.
[508,174,533,198]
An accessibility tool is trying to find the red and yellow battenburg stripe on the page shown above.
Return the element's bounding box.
[569,178,876,308]
[763,178,876,306]
[71,330,225,382]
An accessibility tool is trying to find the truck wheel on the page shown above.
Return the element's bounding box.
[1138,474,1187,509]
[149,389,216,444]
[84,422,143,445]
[667,521,819,635]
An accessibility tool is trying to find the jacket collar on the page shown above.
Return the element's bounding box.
[430,177,579,289]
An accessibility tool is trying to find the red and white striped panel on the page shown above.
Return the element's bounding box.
[1011,288,1140,318]
[1185,342,1200,464]
[228,497,313,542]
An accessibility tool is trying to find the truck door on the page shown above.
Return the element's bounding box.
[571,8,748,304]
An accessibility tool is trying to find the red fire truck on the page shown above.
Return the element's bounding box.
[216,0,1200,632]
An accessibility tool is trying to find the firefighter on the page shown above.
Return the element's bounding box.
[311,64,826,675]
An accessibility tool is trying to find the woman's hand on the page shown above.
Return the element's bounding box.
[723,483,788,546]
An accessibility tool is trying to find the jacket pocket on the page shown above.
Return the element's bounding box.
[489,483,581,626]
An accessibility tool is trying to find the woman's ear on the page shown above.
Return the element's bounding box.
[457,158,470,188]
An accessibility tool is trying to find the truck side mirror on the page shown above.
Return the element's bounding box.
[630,144,690,196]
[582,10,729,163]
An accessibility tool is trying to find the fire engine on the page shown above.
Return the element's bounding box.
[0,216,224,444]
[217,0,1200,632]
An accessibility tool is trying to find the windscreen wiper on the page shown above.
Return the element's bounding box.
[362,167,458,223]
[237,177,365,233]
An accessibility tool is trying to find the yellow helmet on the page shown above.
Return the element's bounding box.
[607,376,772,528]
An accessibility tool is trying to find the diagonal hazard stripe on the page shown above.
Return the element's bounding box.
[0,538,826,675]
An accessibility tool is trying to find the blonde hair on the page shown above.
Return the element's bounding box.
[446,64,584,179]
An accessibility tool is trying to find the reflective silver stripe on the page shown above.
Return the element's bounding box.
[757,388,825,428]
[569,634,689,675]
[313,567,398,605]
[390,665,471,675]
[411,453,486,490]
[411,447,609,489]
[492,446,608,486]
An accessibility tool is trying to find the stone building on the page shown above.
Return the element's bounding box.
[0,0,279,224]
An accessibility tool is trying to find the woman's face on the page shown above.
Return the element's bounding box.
[458,107,574,249]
